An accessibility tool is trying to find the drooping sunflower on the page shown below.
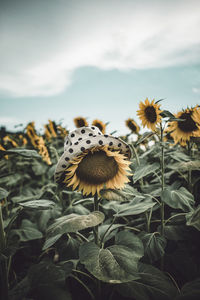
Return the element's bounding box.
[63,146,131,196]
[166,106,200,146]
[125,118,140,134]
[137,98,163,131]
[55,126,132,196]
[74,117,88,128]
[92,119,106,134]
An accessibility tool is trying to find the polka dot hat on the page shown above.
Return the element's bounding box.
[54,126,132,183]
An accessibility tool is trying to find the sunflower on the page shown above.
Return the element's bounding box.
[0,144,8,159]
[92,119,106,134]
[63,145,131,196]
[125,118,140,134]
[137,98,163,131]
[166,106,200,146]
[3,136,18,147]
[48,120,57,137]
[74,117,88,128]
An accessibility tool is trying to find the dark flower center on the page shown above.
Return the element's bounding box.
[77,119,87,127]
[144,106,157,123]
[94,122,103,132]
[76,150,118,184]
[127,120,137,132]
[178,112,198,133]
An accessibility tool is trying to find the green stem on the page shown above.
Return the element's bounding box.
[93,193,100,246]
[0,206,9,300]
[187,141,192,192]
[101,216,116,247]
[132,145,144,187]
[160,124,165,271]
[160,125,165,236]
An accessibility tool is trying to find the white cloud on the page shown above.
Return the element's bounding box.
[0,0,200,97]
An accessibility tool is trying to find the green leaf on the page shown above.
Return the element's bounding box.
[11,219,43,242]
[160,110,175,118]
[135,132,154,146]
[186,206,200,231]
[0,187,9,200]
[161,187,194,212]
[133,163,160,183]
[117,263,178,300]
[79,231,144,283]
[42,234,62,250]
[114,197,156,217]
[139,232,167,263]
[19,200,55,210]
[178,278,200,299]
[4,148,41,158]
[47,211,105,236]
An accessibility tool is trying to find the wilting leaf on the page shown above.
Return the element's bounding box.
[186,206,200,231]
[100,185,139,202]
[79,231,144,283]
[161,187,194,212]
[47,211,105,236]
[133,163,160,183]
[139,232,167,263]
[19,200,55,210]
[117,263,178,300]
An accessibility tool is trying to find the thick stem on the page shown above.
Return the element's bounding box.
[0,206,9,300]
[93,193,100,246]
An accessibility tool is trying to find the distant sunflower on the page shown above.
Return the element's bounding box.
[48,120,57,137]
[0,144,8,159]
[92,119,106,134]
[125,118,140,134]
[74,117,88,128]
[166,106,200,146]
[137,98,163,131]
[63,145,131,196]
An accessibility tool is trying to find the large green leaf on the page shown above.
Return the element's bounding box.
[161,187,194,212]
[19,199,55,210]
[117,263,178,300]
[114,197,156,217]
[133,163,160,183]
[186,206,200,231]
[47,211,105,236]
[79,231,144,283]
[139,232,166,263]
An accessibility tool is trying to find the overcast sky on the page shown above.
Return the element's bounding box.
[0,0,200,134]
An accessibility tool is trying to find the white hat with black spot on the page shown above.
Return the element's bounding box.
[54,126,132,183]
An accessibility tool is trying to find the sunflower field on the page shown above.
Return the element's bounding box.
[0,100,200,300]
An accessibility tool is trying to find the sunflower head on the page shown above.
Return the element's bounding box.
[55,126,132,196]
[137,98,163,131]
[166,106,200,146]
[125,118,140,134]
[92,119,106,134]
[74,117,88,128]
